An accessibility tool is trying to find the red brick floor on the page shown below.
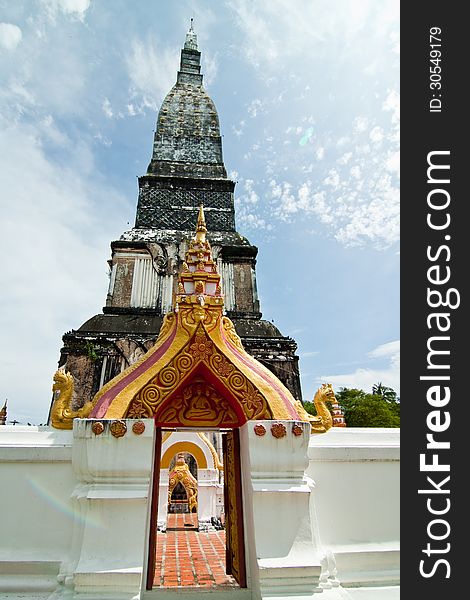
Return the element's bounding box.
[166,513,198,530]
[154,527,237,588]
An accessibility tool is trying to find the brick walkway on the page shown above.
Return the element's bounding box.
[154,524,237,588]
[166,513,198,530]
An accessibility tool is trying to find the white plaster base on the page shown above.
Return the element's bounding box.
[307,428,400,590]
[66,419,155,600]
[243,421,323,598]
[0,424,400,600]
[0,561,61,594]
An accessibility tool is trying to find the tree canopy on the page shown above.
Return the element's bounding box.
[303,383,400,428]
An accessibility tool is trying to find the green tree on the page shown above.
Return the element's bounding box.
[372,382,399,402]
[334,386,400,427]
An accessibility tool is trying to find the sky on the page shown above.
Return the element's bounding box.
[0,0,399,425]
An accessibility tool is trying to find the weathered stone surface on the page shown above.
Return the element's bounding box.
[136,42,235,232]
[53,28,304,417]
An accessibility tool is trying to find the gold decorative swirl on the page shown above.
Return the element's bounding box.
[141,385,161,404]
[228,372,245,390]
[158,366,179,388]
[126,402,151,419]
[240,385,265,419]
[174,353,194,372]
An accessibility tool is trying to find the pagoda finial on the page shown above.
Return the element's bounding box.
[174,206,223,313]
[195,204,207,243]
[184,18,198,50]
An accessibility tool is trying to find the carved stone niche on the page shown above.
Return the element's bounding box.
[148,243,168,275]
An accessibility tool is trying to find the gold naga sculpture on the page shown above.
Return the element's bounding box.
[49,206,334,434]
[50,368,94,429]
[303,383,334,433]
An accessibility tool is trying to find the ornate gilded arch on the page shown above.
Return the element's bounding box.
[161,442,208,470]
[51,206,332,434]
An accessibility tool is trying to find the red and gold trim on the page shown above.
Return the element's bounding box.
[88,206,313,427]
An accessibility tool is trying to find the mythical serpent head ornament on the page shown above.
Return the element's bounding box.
[50,367,95,429]
[292,383,334,434]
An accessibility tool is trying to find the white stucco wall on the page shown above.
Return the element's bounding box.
[0,424,399,599]
[307,428,400,588]
[0,426,76,593]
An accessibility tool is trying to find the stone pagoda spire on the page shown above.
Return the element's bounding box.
[53,27,303,420]
[135,20,233,232]
[184,19,197,50]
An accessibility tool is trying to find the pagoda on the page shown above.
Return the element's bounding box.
[54,23,302,416]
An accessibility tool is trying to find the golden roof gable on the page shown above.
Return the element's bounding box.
[48,207,331,432]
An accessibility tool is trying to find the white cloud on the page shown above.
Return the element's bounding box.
[102,97,113,118]
[232,120,245,137]
[202,51,218,87]
[369,125,384,143]
[235,208,273,231]
[383,89,400,124]
[334,182,399,248]
[247,98,265,118]
[227,1,279,69]
[353,116,369,133]
[300,350,320,359]
[368,340,400,360]
[229,0,399,71]
[0,23,22,50]
[350,165,361,179]
[0,123,127,424]
[386,150,400,174]
[101,97,123,120]
[320,340,400,394]
[336,136,350,147]
[338,152,352,165]
[0,21,90,119]
[250,82,400,249]
[226,0,399,248]
[243,179,259,203]
[126,38,179,111]
[39,114,70,146]
[270,180,297,216]
[127,103,137,116]
[390,31,400,55]
[40,0,91,22]
[323,168,340,189]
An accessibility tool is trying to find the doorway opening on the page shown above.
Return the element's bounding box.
[146,428,246,590]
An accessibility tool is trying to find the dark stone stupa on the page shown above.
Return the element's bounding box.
[55,24,302,413]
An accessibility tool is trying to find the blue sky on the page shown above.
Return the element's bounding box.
[0,0,399,424]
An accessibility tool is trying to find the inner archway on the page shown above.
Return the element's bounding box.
[167,452,198,516]
[148,427,245,590]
